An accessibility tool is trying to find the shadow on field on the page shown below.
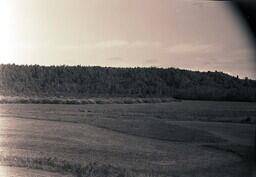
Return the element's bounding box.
[87,118,226,143]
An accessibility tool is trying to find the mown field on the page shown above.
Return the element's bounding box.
[0,100,255,177]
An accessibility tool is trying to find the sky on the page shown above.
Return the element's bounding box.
[0,0,255,78]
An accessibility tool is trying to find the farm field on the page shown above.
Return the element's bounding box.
[0,100,255,177]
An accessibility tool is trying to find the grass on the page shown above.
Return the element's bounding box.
[0,156,131,177]
[0,101,255,176]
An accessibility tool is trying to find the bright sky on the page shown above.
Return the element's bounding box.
[0,0,255,78]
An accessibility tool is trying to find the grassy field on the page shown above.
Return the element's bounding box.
[0,100,255,176]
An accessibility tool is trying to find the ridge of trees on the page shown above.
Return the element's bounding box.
[0,64,255,101]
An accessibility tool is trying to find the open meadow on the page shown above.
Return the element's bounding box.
[0,100,255,177]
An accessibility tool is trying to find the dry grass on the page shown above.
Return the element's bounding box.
[0,156,132,177]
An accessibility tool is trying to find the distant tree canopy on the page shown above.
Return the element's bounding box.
[0,64,255,101]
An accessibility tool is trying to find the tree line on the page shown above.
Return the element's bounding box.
[0,64,255,101]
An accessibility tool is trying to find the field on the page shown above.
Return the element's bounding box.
[0,100,255,177]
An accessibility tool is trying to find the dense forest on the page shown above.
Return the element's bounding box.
[0,64,255,101]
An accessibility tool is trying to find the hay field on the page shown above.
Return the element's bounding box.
[0,101,255,177]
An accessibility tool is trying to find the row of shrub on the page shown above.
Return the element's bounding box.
[0,96,177,104]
